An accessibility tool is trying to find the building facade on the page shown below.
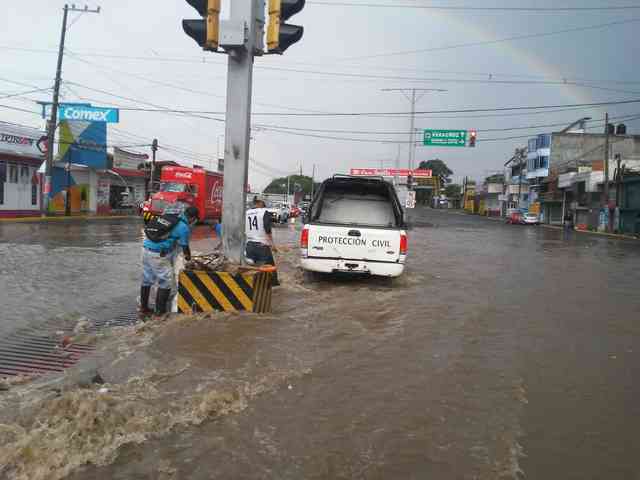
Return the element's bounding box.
[0,122,45,217]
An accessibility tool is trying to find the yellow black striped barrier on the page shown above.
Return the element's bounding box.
[142,211,155,223]
[177,269,273,314]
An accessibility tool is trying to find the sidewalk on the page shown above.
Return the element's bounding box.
[541,223,640,241]
[0,214,139,224]
[449,209,639,241]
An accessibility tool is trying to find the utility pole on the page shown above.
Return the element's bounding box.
[615,153,622,208]
[381,88,446,170]
[517,148,524,208]
[221,0,258,263]
[603,112,611,231]
[311,164,316,200]
[44,4,100,215]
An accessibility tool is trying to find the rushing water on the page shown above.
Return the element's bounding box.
[1,211,639,479]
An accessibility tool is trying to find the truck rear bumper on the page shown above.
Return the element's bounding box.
[301,257,405,277]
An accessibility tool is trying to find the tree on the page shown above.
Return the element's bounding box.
[444,183,462,198]
[264,175,315,195]
[418,159,453,183]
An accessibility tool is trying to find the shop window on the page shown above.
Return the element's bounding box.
[31,182,38,206]
[8,164,18,183]
[540,156,549,169]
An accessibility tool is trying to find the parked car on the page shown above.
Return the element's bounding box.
[506,211,523,224]
[300,175,407,278]
[289,205,302,218]
[522,212,540,225]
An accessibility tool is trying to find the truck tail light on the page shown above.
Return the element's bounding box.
[400,233,408,255]
[300,226,309,249]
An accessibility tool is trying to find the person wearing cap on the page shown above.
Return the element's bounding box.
[245,196,279,285]
[140,205,200,316]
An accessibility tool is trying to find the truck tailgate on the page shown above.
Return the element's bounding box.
[307,225,401,262]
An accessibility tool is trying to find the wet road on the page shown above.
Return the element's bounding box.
[3,210,640,479]
[0,219,143,337]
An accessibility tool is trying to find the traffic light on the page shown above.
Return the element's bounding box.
[182,0,220,51]
[468,129,477,147]
[267,0,305,54]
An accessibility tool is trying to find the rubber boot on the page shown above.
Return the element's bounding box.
[139,286,153,316]
[155,288,171,316]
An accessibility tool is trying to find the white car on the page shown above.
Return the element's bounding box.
[522,213,540,225]
[266,202,289,224]
[300,175,407,278]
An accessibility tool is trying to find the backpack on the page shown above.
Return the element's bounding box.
[144,214,181,243]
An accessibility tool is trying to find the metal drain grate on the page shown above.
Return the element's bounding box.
[0,308,140,378]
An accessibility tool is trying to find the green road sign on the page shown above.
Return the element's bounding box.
[423,129,467,147]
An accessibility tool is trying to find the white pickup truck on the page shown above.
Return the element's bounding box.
[300,175,407,277]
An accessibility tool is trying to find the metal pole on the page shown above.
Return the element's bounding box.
[222,0,257,263]
[44,4,70,215]
[65,147,72,216]
[561,190,566,226]
[603,112,610,231]
[409,89,416,170]
[517,150,524,208]
[615,153,622,207]
[311,164,316,200]
[150,138,158,194]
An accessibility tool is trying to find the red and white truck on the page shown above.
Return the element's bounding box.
[143,166,223,223]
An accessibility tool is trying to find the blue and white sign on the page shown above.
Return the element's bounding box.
[59,104,119,123]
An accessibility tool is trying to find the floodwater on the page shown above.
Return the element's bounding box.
[1,210,640,479]
[0,219,143,337]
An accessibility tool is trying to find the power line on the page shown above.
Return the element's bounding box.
[336,17,640,61]
[254,114,640,135]
[65,51,333,114]
[307,2,640,12]
[0,87,52,100]
[3,43,639,86]
[92,98,640,117]
[0,103,41,115]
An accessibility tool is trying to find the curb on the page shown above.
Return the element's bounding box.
[0,215,139,224]
[443,210,639,240]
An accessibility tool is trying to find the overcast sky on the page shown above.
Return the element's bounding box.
[2,0,640,188]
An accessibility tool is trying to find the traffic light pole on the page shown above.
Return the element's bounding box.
[221,0,258,263]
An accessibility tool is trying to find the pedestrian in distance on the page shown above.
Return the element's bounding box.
[245,196,280,286]
[139,205,199,317]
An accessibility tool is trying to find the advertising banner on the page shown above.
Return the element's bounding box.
[350,168,432,178]
[59,104,119,123]
[57,120,108,169]
[113,147,148,172]
[0,125,46,158]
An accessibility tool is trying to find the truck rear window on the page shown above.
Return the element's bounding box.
[311,179,402,227]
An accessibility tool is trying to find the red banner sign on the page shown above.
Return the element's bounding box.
[350,168,432,178]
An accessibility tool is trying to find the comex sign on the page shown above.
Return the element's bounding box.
[58,104,119,123]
